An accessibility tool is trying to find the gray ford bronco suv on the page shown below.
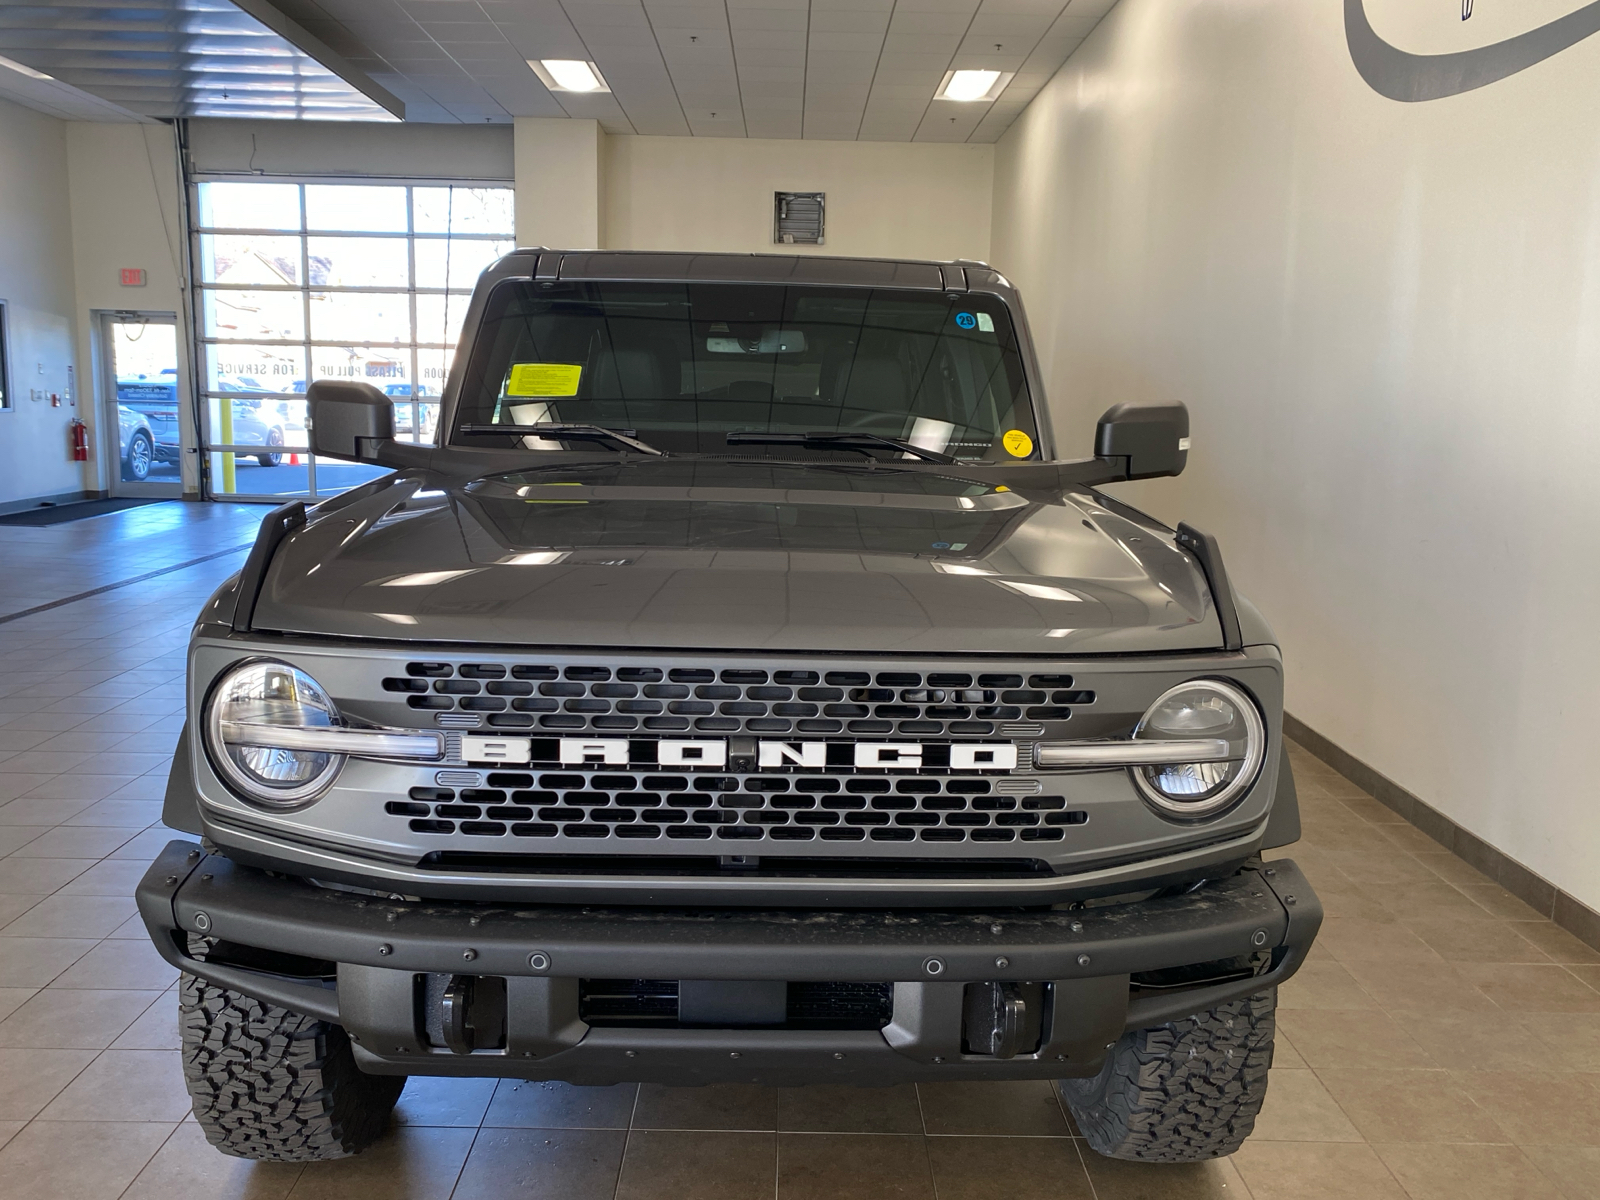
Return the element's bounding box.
[139,250,1320,1164]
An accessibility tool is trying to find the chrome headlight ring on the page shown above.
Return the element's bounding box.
[203,659,346,809]
[1129,678,1266,819]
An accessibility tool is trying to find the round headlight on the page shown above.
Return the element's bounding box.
[1131,679,1265,818]
[204,660,344,808]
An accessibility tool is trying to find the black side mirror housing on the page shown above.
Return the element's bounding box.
[1094,401,1190,480]
[308,380,395,462]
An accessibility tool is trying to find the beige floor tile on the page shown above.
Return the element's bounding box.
[286,1125,475,1199]
[56,856,153,893]
[1316,1067,1508,1143]
[1415,852,1496,888]
[450,1127,625,1200]
[65,799,165,827]
[1534,1145,1600,1199]
[0,892,137,939]
[121,1120,304,1199]
[0,987,160,1048]
[0,935,96,987]
[1388,1009,1556,1072]
[1451,1070,1600,1145]
[1313,917,1443,964]
[1079,1153,1254,1200]
[1337,796,1408,825]
[1376,823,1449,854]
[0,776,61,806]
[1277,960,1380,1010]
[0,855,96,894]
[1460,963,1600,1013]
[777,1132,935,1200]
[1300,876,1397,924]
[1522,1013,1600,1072]
[110,987,179,1049]
[0,1119,22,1150]
[1510,928,1600,966]
[1249,1068,1362,1142]
[1367,879,1493,919]
[37,1047,191,1121]
[0,1117,174,1200]
[0,988,33,1022]
[1404,915,1553,964]
[7,824,141,859]
[926,1134,1092,1199]
[1339,958,1500,1013]
[481,1079,637,1129]
[1570,965,1600,993]
[0,1046,96,1119]
[917,1079,1070,1136]
[777,1083,924,1133]
[633,1083,780,1131]
[0,894,43,927]
[49,937,178,989]
[0,795,95,825]
[1274,1029,1307,1068]
[0,826,48,855]
[1373,1141,1564,1200]
[1275,1008,1438,1068]
[1455,884,1551,922]
[1328,851,1443,886]
[1230,1140,1407,1198]
[616,1129,776,1200]
[391,1075,498,1127]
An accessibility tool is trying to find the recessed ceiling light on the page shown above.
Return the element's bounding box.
[0,54,53,81]
[936,69,1008,102]
[529,59,610,93]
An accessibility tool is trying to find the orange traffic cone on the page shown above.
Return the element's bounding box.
[289,453,299,465]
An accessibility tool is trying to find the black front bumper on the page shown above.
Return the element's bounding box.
[138,840,1320,1086]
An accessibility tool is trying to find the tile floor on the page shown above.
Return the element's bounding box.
[0,503,1597,1198]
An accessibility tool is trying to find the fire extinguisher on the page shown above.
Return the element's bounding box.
[70,418,88,462]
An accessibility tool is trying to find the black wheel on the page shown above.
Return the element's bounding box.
[257,427,284,468]
[179,974,405,1161]
[125,431,153,481]
[1058,989,1276,1162]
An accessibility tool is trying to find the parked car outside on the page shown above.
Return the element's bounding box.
[117,404,154,482]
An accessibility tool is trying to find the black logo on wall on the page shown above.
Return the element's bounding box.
[1346,0,1600,100]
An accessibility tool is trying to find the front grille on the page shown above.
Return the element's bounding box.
[389,772,1089,845]
[578,979,893,1029]
[382,662,1095,737]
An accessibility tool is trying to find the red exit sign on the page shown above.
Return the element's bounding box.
[119,268,146,287]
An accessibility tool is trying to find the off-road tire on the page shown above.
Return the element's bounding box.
[1057,988,1275,1162]
[179,974,405,1161]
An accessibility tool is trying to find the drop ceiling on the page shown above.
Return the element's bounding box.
[0,0,1115,140]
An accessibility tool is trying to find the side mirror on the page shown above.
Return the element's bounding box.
[1094,401,1190,480]
[308,380,394,461]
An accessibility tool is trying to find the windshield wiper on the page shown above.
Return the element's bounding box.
[460,424,665,456]
[725,431,955,464]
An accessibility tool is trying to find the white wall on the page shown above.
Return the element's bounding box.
[604,135,992,261]
[992,0,1600,909]
[65,123,195,494]
[515,118,605,250]
[0,98,87,509]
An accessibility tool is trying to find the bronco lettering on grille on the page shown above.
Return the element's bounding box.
[457,736,1019,771]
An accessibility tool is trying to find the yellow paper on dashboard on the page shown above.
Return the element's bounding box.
[506,363,582,397]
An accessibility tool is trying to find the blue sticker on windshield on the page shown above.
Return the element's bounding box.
[954,312,977,329]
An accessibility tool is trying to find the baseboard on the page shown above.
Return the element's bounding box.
[0,488,100,517]
[1285,713,1600,953]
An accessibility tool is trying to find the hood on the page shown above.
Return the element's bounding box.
[253,460,1223,655]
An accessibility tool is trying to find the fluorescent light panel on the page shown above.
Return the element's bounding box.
[529,59,609,93]
[936,69,1010,103]
[0,54,53,81]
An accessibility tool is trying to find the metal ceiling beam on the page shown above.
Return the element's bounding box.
[228,0,404,119]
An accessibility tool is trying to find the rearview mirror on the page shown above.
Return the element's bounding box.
[1094,401,1190,480]
[308,380,394,462]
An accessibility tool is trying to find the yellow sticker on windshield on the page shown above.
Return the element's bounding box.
[1002,429,1034,458]
[506,363,582,397]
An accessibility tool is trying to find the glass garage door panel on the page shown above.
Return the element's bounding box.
[194,179,513,501]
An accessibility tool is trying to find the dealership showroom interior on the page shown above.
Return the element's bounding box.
[0,0,1598,1197]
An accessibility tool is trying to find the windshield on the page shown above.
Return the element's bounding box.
[450,281,1040,461]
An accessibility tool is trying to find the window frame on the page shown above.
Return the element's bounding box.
[188,175,514,500]
[0,299,11,413]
